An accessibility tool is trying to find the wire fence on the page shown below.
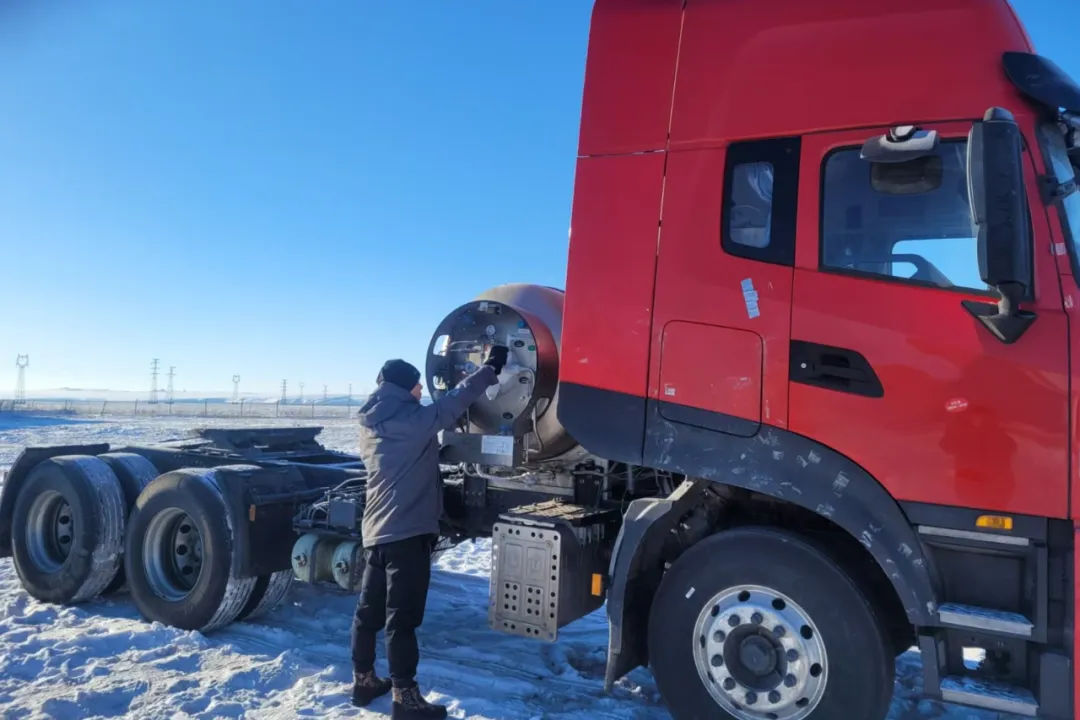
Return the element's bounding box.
[0,398,362,420]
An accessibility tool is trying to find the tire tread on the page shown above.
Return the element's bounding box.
[55,456,126,603]
[241,570,295,621]
[194,466,258,631]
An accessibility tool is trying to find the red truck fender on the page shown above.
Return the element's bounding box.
[603,409,940,687]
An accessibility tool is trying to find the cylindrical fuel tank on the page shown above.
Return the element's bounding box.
[425,283,578,463]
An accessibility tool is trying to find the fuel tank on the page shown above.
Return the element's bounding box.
[425,284,578,463]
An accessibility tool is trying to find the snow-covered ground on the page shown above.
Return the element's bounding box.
[0,415,1019,719]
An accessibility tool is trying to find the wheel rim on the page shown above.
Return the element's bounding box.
[25,490,75,572]
[692,584,827,720]
[143,508,204,601]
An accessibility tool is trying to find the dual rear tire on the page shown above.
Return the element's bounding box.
[648,527,895,720]
[10,457,293,631]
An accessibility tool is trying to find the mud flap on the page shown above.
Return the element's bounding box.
[604,479,705,691]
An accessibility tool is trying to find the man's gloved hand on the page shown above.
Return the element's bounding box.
[483,345,509,375]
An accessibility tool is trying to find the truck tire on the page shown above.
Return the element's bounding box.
[648,526,894,720]
[430,535,457,564]
[10,456,126,605]
[98,453,159,595]
[238,570,294,622]
[124,468,256,632]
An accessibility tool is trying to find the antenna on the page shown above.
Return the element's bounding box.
[280,379,287,403]
[299,382,305,403]
[14,355,28,406]
[150,358,160,404]
[167,366,176,405]
[232,375,241,403]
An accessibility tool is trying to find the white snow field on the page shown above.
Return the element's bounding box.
[0,415,1020,719]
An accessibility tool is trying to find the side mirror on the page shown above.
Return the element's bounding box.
[962,107,1036,344]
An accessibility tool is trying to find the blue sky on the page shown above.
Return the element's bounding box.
[0,1,1075,395]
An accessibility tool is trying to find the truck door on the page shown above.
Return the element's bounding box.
[649,139,801,437]
[789,122,1069,519]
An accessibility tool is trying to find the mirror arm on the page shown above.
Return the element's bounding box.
[1040,174,1078,204]
[961,282,1036,345]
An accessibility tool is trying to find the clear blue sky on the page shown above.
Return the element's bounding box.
[0,1,1074,395]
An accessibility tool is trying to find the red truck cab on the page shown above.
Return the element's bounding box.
[556,0,1080,717]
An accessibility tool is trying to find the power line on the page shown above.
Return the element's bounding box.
[150,359,160,405]
[14,355,28,406]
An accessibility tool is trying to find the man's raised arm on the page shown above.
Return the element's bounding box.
[407,346,508,436]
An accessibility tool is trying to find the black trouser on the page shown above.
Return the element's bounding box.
[350,534,435,688]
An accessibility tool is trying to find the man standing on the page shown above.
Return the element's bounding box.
[351,347,507,719]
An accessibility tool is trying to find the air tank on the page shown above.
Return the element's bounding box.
[425,284,578,463]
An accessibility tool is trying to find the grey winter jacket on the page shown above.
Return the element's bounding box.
[357,365,499,548]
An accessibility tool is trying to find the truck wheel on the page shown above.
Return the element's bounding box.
[124,468,256,632]
[238,570,294,621]
[648,526,894,720]
[10,456,126,605]
[98,453,159,595]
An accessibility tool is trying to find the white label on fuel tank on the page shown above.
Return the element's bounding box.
[481,435,515,456]
[741,278,760,319]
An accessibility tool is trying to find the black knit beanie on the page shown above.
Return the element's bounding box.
[377,359,421,392]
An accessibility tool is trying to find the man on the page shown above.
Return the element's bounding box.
[351,346,508,720]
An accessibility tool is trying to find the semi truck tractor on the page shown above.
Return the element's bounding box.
[3,0,1080,717]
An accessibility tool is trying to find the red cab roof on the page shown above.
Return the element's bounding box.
[579,0,1036,157]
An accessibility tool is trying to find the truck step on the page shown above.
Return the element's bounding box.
[940,676,1039,717]
[937,603,1033,637]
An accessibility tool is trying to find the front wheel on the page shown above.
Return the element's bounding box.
[648,526,894,720]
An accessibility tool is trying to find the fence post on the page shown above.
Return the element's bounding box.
[101,401,107,417]
[311,402,315,418]
[240,398,245,417]
[276,400,280,418]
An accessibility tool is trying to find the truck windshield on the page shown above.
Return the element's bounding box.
[1037,123,1080,265]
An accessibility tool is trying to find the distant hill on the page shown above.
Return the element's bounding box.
[19,388,373,406]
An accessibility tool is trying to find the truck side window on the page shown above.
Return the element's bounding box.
[819,140,992,293]
[722,137,800,266]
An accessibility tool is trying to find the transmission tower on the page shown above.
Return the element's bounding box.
[280,379,287,403]
[348,383,352,401]
[149,359,160,404]
[323,384,328,402]
[14,355,28,406]
[232,375,241,403]
[299,382,305,403]
[167,366,176,405]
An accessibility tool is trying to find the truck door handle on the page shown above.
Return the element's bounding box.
[790,340,884,398]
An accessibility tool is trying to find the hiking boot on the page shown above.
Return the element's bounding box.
[391,684,448,720]
[351,670,392,707]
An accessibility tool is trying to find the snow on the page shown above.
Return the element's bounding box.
[0,414,1023,719]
